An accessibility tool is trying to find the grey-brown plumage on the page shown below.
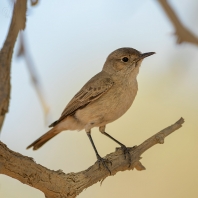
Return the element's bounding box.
[49,73,114,128]
[27,47,155,172]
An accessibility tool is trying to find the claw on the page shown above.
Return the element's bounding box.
[117,145,137,167]
[120,146,132,167]
[96,154,111,175]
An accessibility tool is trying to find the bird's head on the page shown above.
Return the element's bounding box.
[102,47,155,78]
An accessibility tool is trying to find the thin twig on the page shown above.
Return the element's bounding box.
[17,32,50,123]
[31,0,39,6]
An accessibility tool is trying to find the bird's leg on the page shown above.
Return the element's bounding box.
[99,126,132,166]
[102,131,132,163]
[86,131,111,175]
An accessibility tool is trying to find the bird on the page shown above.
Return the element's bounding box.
[27,47,155,173]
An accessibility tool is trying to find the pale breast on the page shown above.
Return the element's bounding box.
[75,79,138,127]
[103,79,138,123]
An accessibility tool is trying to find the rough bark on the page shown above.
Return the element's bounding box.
[0,118,184,198]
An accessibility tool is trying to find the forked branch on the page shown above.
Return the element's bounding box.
[158,0,198,46]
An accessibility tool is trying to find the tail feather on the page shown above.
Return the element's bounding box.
[26,128,59,150]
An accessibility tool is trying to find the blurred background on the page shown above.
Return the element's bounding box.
[0,0,198,197]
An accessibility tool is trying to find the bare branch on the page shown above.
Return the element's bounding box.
[17,33,50,123]
[0,118,184,198]
[31,0,39,6]
[0,0,27,131]
[158,0,198,46]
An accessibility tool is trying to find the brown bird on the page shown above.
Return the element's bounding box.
[27,47,155,173]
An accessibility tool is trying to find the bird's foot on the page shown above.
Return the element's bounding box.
[96,154,112,175]
[118,145,136,167]
[121,145,131,166]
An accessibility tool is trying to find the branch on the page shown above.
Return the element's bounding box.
[0,0,27,131]
[0,118,184,198]
[17,32,50,123]
[158,0,198,46]
[31,0,39,6]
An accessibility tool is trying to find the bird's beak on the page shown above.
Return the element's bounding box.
[136,52,155,62]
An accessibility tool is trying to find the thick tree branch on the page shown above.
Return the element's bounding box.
[158,0,198,46]
[0,0,27,131]
[0,118,184,198]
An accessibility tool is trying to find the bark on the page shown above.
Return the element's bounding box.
[0,118,184,198]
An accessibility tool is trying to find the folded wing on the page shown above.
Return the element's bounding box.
[49,72,114,127]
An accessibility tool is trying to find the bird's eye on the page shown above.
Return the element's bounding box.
[121,57,129,62]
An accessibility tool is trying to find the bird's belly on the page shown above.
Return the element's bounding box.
[75,84,137,127]
[102,87,137,123]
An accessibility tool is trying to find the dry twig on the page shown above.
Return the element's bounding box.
[158,0,198,46]
[0,118,184,198]
[17,33,50,123]
[31,0,39,6]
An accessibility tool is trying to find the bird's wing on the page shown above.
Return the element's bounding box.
[49,72,114,127]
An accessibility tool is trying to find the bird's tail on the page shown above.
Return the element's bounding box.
[26,128,60,150]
